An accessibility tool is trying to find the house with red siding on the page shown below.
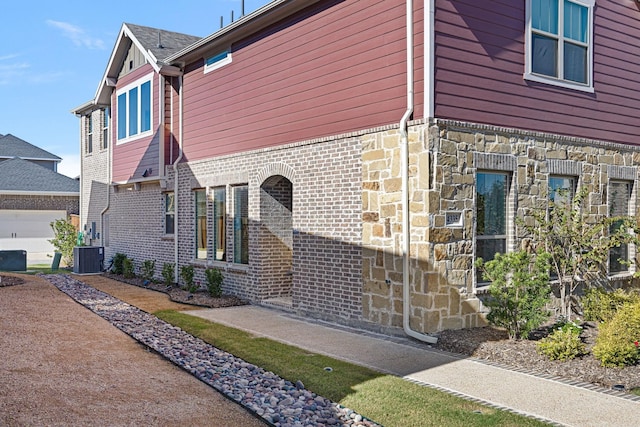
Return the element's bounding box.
[74,0,640,339]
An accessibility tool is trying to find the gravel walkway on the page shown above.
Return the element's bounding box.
[42,274,378,427]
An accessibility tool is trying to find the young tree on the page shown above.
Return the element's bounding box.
[521,187,638,320]
[49,218,77,267]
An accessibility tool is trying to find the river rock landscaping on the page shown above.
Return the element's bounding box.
[41,274,379,427]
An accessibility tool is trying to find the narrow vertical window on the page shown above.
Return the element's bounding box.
[102,107,110,149]
[549,176,575,208]
[128,86,138,136]
[195,189,207,259]
[476,172,508,280]
[233,185,249,264]
[165,192,175,235]
[117,93,127,140]
[140,81,151,132]
[609,181,631,273]
[213,187,226,261]
[87,114,93,154]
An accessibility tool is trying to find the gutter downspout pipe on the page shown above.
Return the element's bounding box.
[173,75,184,284]
[100,108,112,248]
[401,0,438,344]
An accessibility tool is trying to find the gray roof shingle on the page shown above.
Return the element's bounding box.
[0,134,61,161]
[124,23,201,64]
[0,157,79,193]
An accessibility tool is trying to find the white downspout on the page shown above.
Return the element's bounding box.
[100,108,112,247]
[173,75,184,284]
[402,0,438,344]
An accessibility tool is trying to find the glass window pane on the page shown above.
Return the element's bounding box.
[165,193,175,235]
[117,93,127,140]
[141,81,151,132]
[195,190,207,259]
[564,0,587,43]
[564,42,587,84]
[213,188,226,261]
[549,176,575,206]
[477,173,507,236]
[234,186,249,264]
[128,87,138,136]
[609,182,631,273]
[532,34,558,77]
[532,0,558,34]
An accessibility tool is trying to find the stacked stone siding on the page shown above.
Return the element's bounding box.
[362,119,640,334]
[0,195,79,214]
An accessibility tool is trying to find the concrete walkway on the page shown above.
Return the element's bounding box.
[187,305,640,427]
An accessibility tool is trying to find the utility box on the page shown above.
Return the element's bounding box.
[73,246,104,274]
[0,250,27,271]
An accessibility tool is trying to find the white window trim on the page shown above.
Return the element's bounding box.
[524,0,595,93]
[115,72,154,145]
[204,50,232,74]
[608,180,636,276]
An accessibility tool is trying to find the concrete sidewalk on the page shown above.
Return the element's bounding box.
[187,305,640,427]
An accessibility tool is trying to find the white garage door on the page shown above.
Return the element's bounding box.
[0,210,67,263]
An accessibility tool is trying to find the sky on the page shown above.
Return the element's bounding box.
[0,0,271,178]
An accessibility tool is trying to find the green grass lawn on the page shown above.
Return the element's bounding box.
[156,310,550,427]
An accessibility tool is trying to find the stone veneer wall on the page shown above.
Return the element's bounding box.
[362,119,640,334]
[0,195,79,214]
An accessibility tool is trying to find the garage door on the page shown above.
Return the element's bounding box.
[0,210,67,262]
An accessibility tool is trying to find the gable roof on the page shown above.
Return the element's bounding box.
[92,23,201,106]
[0,157,79,194]
[0,134,61,162]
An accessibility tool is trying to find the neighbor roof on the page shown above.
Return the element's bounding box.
[125,23,202,63]
[0,157,79,194]
[0,134,61,162]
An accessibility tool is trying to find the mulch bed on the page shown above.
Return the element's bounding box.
[0,275,25,287]
[102,272,248,308]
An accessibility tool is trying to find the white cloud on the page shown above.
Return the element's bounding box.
[0,59,30,85]
[46,20,106,50]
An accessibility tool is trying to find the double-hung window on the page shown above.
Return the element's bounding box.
[102,107,110,149]
[476,172,508,282]
[87,114,93,154]
[116,74,152,142]
[609,181,632,274]
[165,192,175,235]
[526,0,594,91]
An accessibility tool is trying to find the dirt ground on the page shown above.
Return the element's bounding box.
[0,274,265,426]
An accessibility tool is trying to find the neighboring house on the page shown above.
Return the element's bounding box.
[73,0,640,338]
[0,134,79,264]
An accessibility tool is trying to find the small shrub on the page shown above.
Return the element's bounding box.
[593,301,640,367]
[180,265,197,293]
[141,260,156,282]
[161,263,175,287]
[537,321,586,361]
[48,218,77,268]
[582,288,640,323]
[205,268,223,298]
[478,249,552,340]
[123,257,135,279]
[111,253,127,275]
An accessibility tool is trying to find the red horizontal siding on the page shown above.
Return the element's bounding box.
[181,0,419,161]
[434,0,640,146]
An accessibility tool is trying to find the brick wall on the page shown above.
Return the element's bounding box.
[0,195,79,214]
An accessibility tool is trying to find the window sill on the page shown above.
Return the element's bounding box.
[524,73,594,94]
[227,263,249,274]
[116,130,153,145]
[161,235,174,241]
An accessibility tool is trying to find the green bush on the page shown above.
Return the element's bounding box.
[48,218,77,268]
[111,253,127,275]
[161,263,175,287]
[593,301,640,367]
[536,321,586,361]
[205,268,223,298]
[123,257,135,279]
[478,250,552,340]
[180,265,197,293]
[141,260,156,282]
[582,288,640,323]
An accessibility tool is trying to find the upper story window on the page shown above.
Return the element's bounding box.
[204,50,232,74]
[525,0,594,92]
[87,114,93,154]
[116,74,152,143]
[102,108,110,150]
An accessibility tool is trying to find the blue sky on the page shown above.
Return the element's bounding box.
[0,0,270,178]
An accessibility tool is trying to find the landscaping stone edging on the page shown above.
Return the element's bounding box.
[41,274,379,427]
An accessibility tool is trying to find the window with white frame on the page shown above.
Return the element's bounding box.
[102,107,110,149]
[213,187,226,262]
[233,185,249,264]
[204,50,232,74]
[476,172,509,282]
[165,192,175,235]
[116,74,152,142]
[195,189,208,260]
[87,114,93,154]
[609,181,632,274]
[549,176,576,208]
[525,0,594,91]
